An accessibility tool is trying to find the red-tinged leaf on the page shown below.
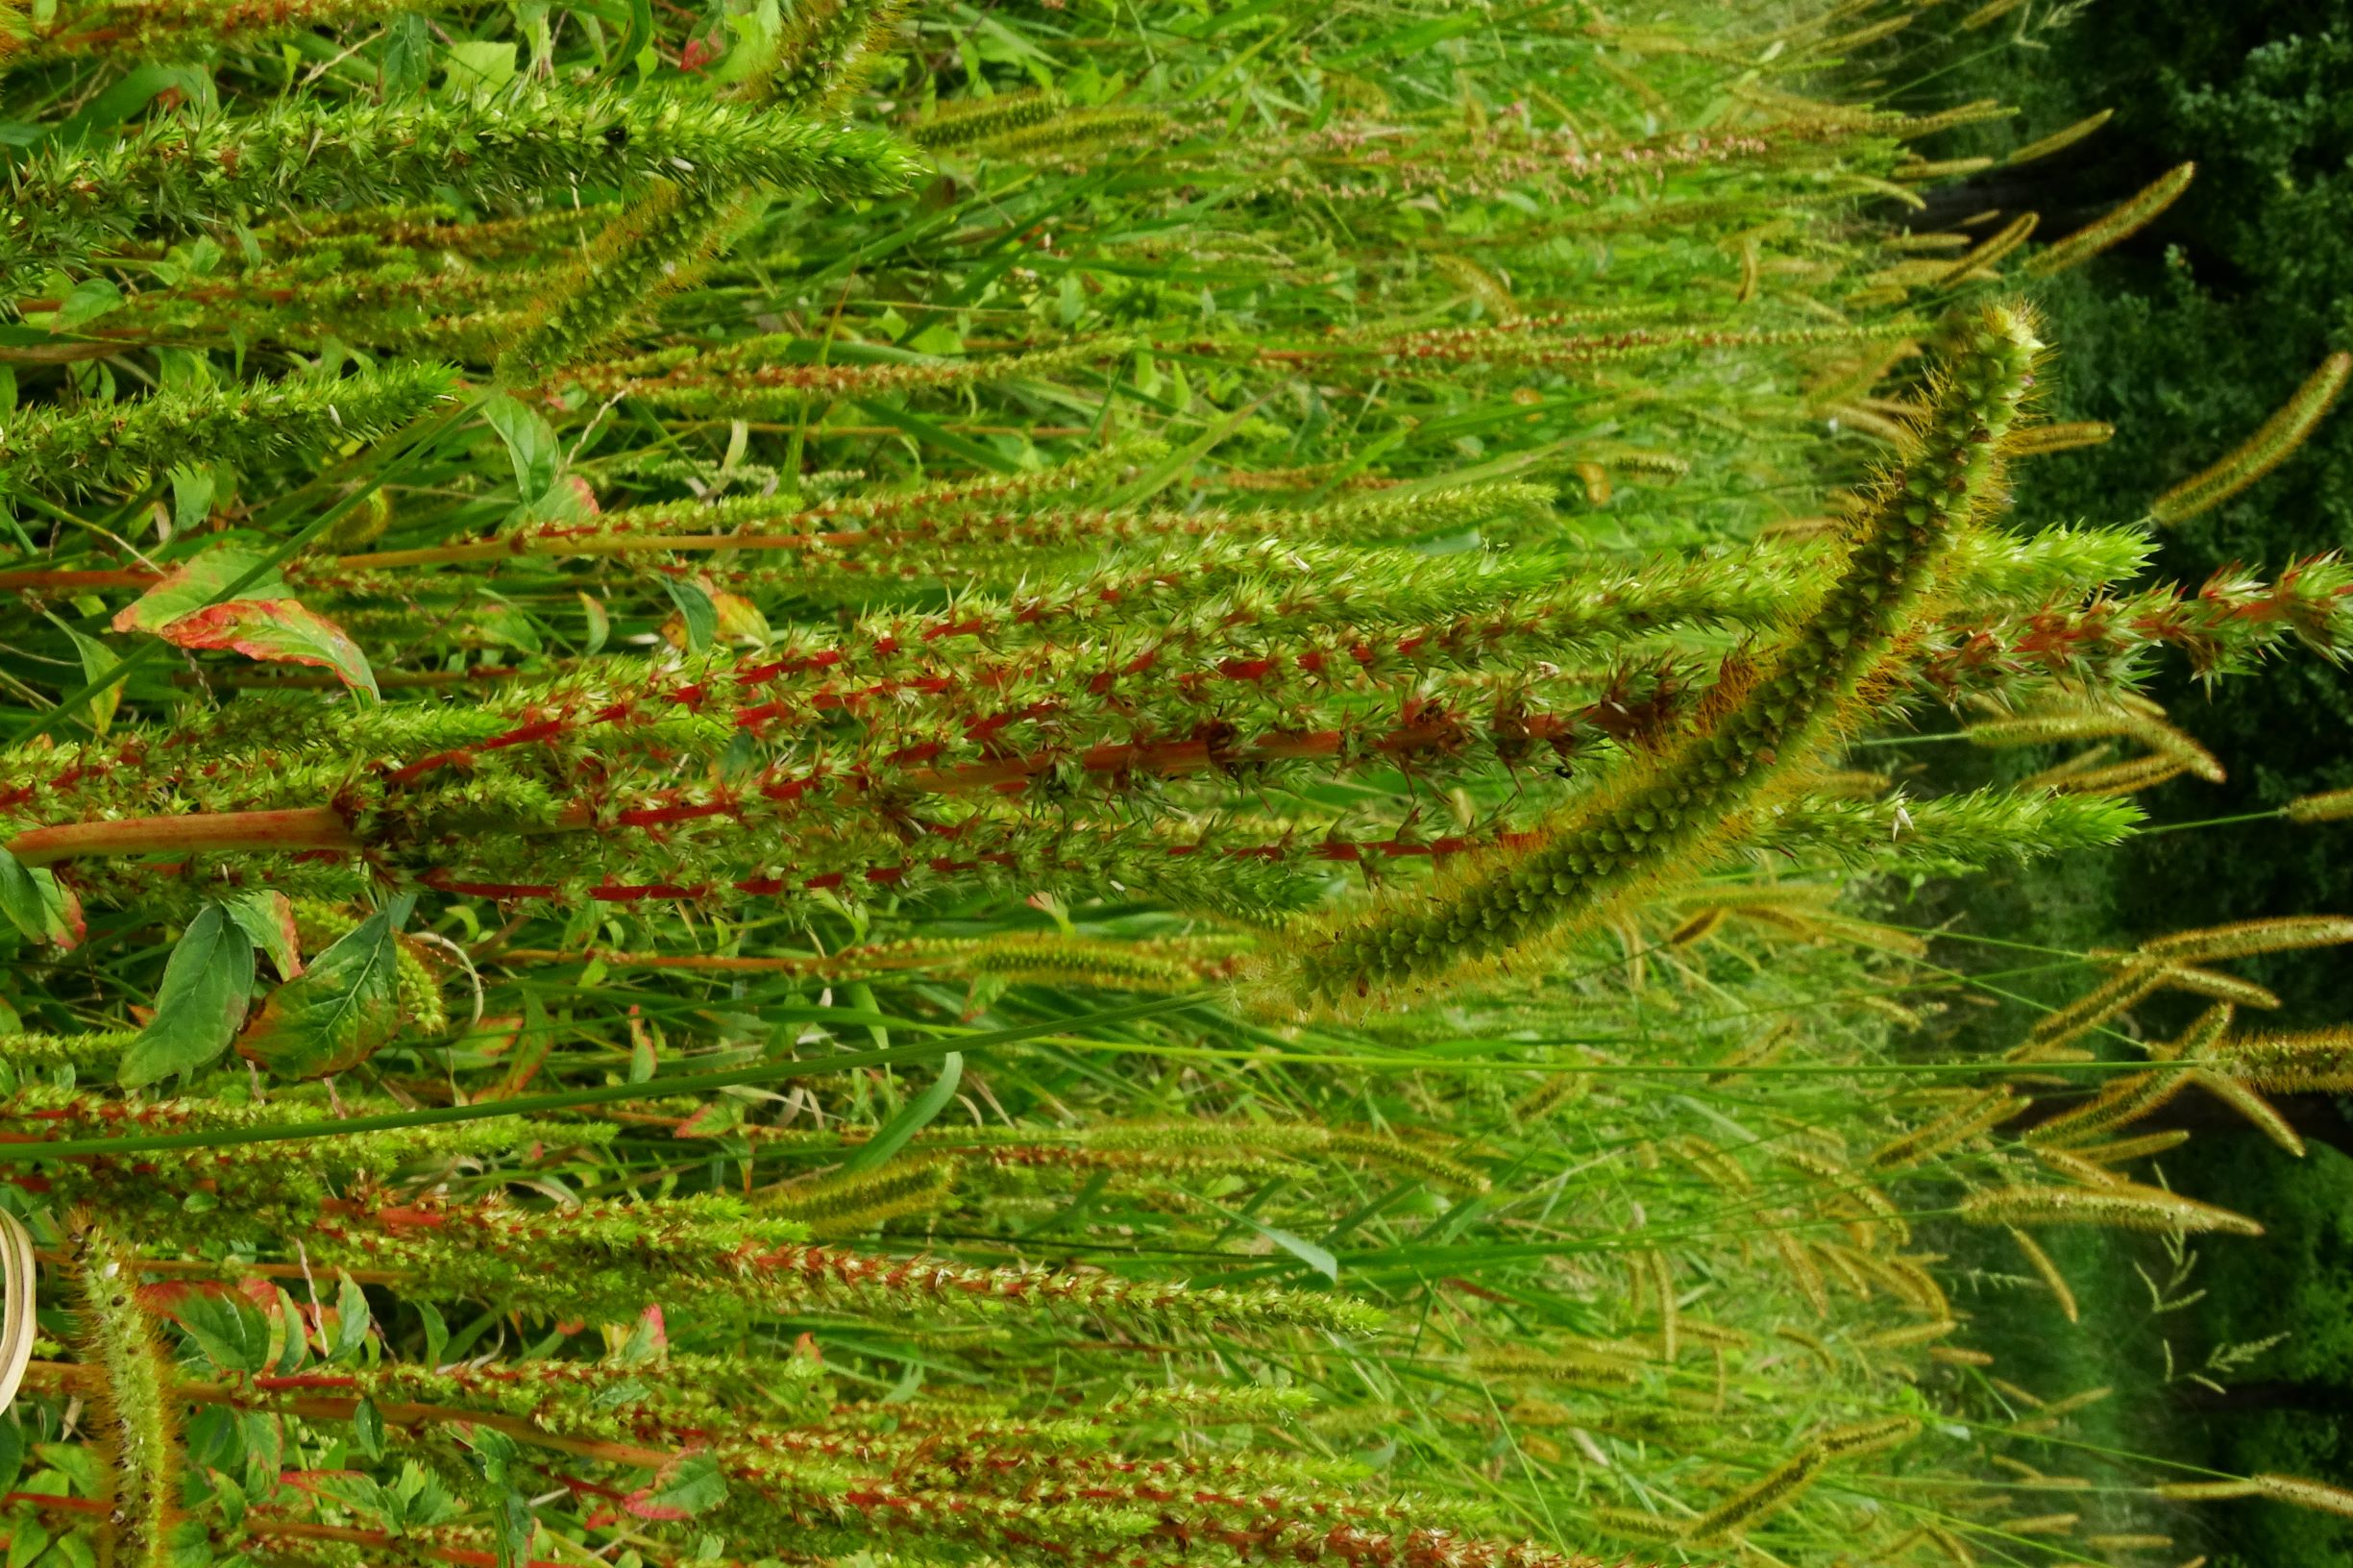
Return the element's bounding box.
[238,904,403,1079]
[624,1452,725,1522]
[481,990,552,1100]
[221,888,303,980]
[154,598,380,701]
[0,846,81,950]
[112,546,284,634]
[674,1095,746,1139]
[614,1304,666,1366]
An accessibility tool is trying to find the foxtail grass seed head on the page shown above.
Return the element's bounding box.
[2150,352,2353,524]
[2025,162,2196,278]
[1961,1181,2264,1237]
[2003,109,2115,166]
[1267,304,2043,1010]
[2285,787,2353,823]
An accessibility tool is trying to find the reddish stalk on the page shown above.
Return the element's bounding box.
[3,806,361,867]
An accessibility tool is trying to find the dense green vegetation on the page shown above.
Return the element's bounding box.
[1,4,2350,1568]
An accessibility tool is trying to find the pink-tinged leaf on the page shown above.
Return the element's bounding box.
[625,1452,725,1521]
[222,889,303,980]
[238,905,402,1079]
[156,599,380,701]
[113,546,284,634]
[616,1304,667,1367]
[674,1096,746,1139]
[47,877,85,952]
[0,846,83,949]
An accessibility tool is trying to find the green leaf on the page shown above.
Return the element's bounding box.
[612,0,654,78]
[492,1490,535,1568]
[237,902,406,1079]
[168,465,217,534]
[350,1399,383,1460]
[843,1052,964,1174]
[625,1451,727,1521]
[381,12,434,93]
[220,889,302,981]
[112,547,285,635]
[443,39,520,101]
[1201,1197,1340,1284]
[418,1301,450,1371]
[119,906,257,1090]
[1109,396,1264,509]
[53,64,206,146]
[144,598,380,701]
[59,626,123,736]
[176,1290,272,1375]
[0,845,81,948]
[662,578,717,655]
[853,399,1019,474]
[55,278,122,330]
[330,1272,372,1363]
[480,391,561,499]
[576,592,610,656]
[0,1413,22,1494]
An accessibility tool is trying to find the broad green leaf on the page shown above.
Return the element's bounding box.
[661,578,717,654]
[843,1052,964,1174]
[443,39,519,101]
[118,906,256,1090]
[330,1272,372,1363]
[112,546,285,634]
[492,1489,535,1568]
[147,598,380,701]
[175,1289,272,1375]
[220,889,302,980]
[55,278,122,330]
[479,390,560,499]
[381,12,433,93]
[674,1095,746,1139]
[238,904,404,1079]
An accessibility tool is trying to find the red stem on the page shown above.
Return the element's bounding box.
[4,806,361,867]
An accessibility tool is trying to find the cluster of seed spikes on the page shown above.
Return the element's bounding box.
[6,4,2353,1568]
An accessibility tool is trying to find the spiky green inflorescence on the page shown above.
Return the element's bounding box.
[16,0,413,59]
[302,1190,1386,1335]
[2,90,921,290]
[1274,304,2044,1007]
[70,1217,181,1568]
[0,362,458,496]
[493,178,756,384]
